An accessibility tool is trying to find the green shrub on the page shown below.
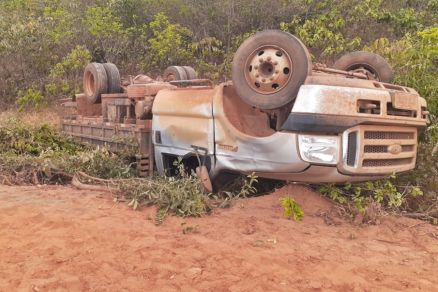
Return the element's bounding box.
[318,176,435,223]
[280,197,304,221]
[0,120,85,155]
[0,119,134,183]
[364,27,438,121]
[143,13,195,73]
[281,9,361,57]
[16,89,46,111]
[83,6,123,38]
[46,45,92,98]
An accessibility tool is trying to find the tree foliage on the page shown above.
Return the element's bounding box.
[0,0,435,107]
[145,13,194,72]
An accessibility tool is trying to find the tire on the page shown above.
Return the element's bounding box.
[333,51,394,83]
[182,66,198,80]
[232,30,312,110]
[103,63,121,93]
[83,63,108,104]
[163,66,188,81]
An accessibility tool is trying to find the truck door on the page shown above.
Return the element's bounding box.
[152,86,218,174]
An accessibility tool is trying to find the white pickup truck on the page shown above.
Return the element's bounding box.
[62,30,428,190]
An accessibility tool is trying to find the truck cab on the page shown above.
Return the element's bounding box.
[152,73,428,184]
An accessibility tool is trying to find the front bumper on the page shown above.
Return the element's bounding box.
[255,124,419,182]
[282,84,428,133]
[295,125,418,177]
[254,165,381,184]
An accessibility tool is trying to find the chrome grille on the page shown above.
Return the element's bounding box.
[342,126,417,175]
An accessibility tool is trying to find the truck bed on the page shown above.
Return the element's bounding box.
[61,116,154,177]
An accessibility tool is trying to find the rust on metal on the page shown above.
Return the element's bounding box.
[313,63,368,79]
[75,94,102,117]
[340,125,418,175]
[62,37,428,183]
[169,79,214,89]
[245,46,292,94]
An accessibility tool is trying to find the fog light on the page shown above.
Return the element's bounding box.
[298,135,340,165]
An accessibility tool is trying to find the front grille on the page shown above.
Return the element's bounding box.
[364,145,414,153]
[364,145,387,153]
[362,158,413,167]
[342,126,417,175]
[364,131,414,140]
[346,132,357,166]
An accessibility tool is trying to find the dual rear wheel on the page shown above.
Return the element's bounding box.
[83,63,199,104]
[83,62,121,104]
[163,65,198,81]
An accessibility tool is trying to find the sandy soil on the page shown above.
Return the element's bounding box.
[0,184,437,292]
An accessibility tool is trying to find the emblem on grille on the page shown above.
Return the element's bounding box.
[387,144,402,155]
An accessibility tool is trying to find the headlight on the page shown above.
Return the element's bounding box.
[298,135,340,165]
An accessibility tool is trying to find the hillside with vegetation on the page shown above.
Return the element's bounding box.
[0,0,437,222]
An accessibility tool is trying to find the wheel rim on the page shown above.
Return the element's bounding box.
[244,45,293,95]
[166,73,175,81]
[347,64,379,81]
[84,71,95,96]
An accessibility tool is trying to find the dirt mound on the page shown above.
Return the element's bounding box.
[0,184,437,291]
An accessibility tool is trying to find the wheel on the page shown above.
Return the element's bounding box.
[182,66,198,80]
[163,66,188,81]
[232,30,312,110]
[103,63,121,93]
[333,51,394,83]
[83,63,108,104]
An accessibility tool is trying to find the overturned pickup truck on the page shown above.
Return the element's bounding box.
[61,30,428,191]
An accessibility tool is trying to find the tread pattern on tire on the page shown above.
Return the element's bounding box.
[182,66,198,80]
[103,63,121,94]
[163,66,188,81]
[83,63,108,104]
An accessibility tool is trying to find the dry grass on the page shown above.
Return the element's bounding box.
[0,106,62,128]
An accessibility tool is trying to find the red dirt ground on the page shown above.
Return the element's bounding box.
[0,184,437,291]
